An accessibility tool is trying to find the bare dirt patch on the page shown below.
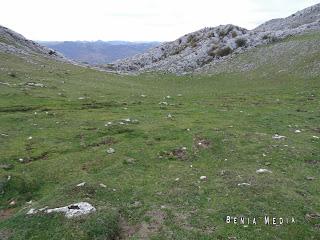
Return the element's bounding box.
[88,137,117,147]
[194,137,212,149]
[174,211,215,234]
[137,210,166,239]
[305,159,319,165]
[159,148,188,161]
[0,208,14,221]
[119,210,166,240]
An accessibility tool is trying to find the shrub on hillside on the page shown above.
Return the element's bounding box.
[231,31,238,38]
[216,46,232,57]
[235,38,247,47]
[207,44,219,57]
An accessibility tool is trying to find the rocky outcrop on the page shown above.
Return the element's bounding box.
[27,202,96,218]
[105,3,320,74]
[254,3,320,32]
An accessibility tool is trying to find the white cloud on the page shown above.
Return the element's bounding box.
[0,0,319,41]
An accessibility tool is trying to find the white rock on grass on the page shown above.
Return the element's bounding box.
[200,176,207,180]
[28,202,96,218]
[159,101,168,105]
[256,169,272,174]
[107,148,115,154]
[272,134,286,140]
[99,183,107,188]
[105,122,112,126]
[237,183,251,186]
[76,182,86,187]
[294,130,302,133]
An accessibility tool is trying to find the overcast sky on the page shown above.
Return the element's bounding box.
[1,0,319,41]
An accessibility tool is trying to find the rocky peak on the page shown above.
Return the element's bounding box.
[105,3,320,74]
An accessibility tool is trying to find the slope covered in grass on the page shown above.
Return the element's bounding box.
[0,33,319,239]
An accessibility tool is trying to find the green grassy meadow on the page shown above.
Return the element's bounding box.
[0,33,319,239]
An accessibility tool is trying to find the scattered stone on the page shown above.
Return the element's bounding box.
[256,169,272,174]
[27,136,32,140]
[131,201,142,208]
[305,159,319,165]
[76,182,86,187]
[237,183,251,186]
[107,148,115,154]
[140,94,146,98]
[312,136,319,139]
[159,101,168,106]
[0,80,12,86]
[167,113,173,119]
[272,134,286,140]
[26,82,45,88]
[200,176,207,180]
[294,129,302,133]
[99,183,107,188]
[0,133,9,137]
[27,208,37,215]
[9,200,16,206]
[177,94,182,97]
[306,176,316,181]
[124,158,136,164]
[121,118,139,124]
[175,178,180,181]
[305,213,320,221]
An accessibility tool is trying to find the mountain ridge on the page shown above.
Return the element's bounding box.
[0,25,70,63]
[104,3,320,74]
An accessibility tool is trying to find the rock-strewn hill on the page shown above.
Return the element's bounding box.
[105,3,320,74]
[0,25,69,62]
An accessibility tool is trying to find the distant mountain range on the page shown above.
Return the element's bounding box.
[39,41,160,65]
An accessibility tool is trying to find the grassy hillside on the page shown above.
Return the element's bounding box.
[0,33,319,239]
